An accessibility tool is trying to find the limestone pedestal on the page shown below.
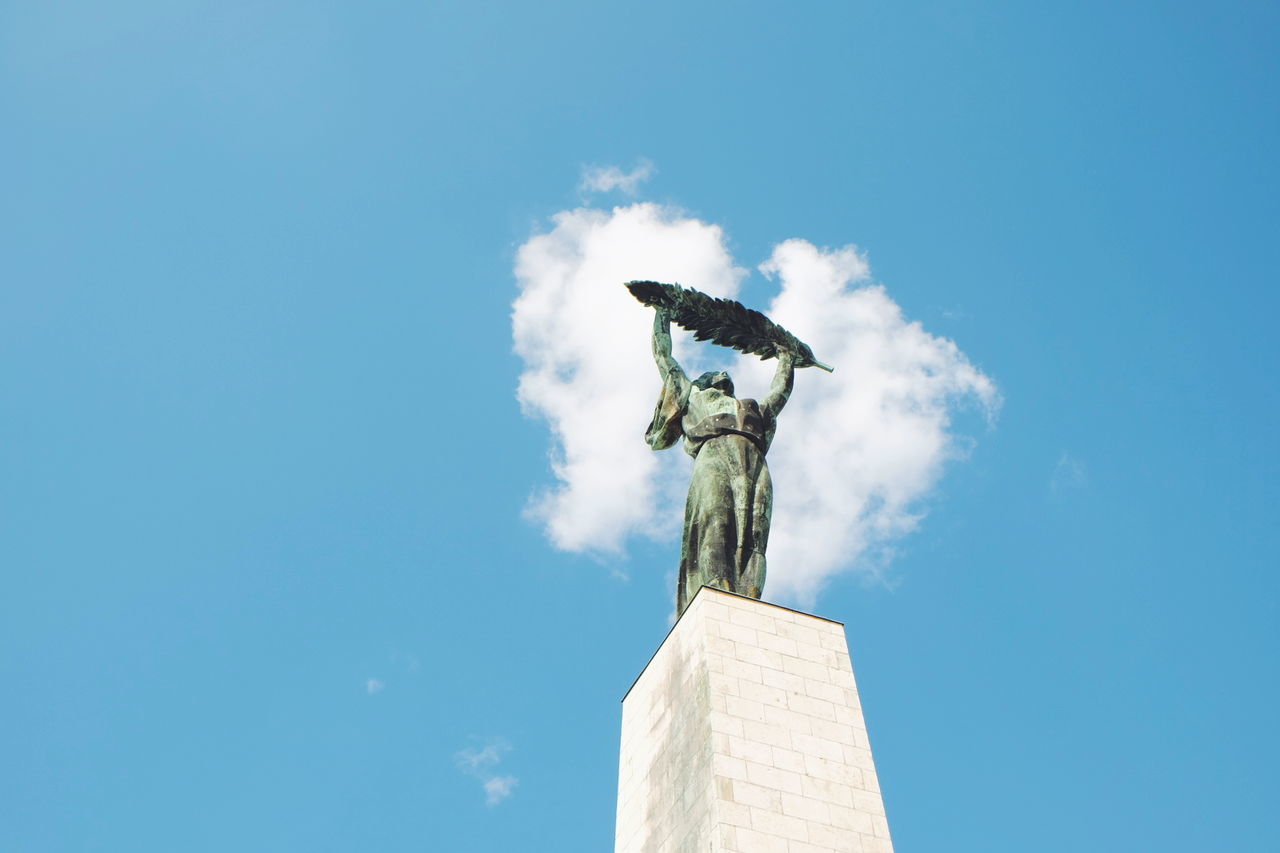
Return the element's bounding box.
[614,587,894,853]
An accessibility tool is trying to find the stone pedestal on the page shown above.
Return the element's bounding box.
[615,587,894,853]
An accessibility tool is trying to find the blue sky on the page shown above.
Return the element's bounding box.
[2,1,1277,850]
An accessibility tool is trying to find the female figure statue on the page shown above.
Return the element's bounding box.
[646,309,795,615]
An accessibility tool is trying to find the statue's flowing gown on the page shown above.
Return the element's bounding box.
[647,378,778,615]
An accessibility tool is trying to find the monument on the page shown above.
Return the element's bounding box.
[627,280,831,615]
[616,283,895,852]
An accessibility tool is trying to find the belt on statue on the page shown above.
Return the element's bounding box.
[691,427,767,456]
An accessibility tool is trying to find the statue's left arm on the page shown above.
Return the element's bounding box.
[761,349,796,420]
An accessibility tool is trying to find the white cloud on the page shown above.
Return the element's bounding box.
[579,160,655,195]
[456,739,518,806]
[512,201,998,606]
[512,202,744,555]
[736,240,999,602]
[365,677,384,695]
[1051,451,1087,493]
[483,775,519,806]
[455,741,506,772]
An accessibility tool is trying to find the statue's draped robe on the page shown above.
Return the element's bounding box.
[646,368,779,615]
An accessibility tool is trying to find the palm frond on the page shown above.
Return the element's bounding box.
[625,280,832,371]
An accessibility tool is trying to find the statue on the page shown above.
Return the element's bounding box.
[627,281,831,615]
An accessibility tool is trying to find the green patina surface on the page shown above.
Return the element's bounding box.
[641,300,824,615]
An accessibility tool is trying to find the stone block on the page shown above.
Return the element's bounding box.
[615,587,894,853]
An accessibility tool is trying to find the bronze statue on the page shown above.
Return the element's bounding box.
[627,281,830,615]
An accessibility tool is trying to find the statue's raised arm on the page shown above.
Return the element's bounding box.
[644,309,692,452]
[651,308,690,388]
[761,349,796,421]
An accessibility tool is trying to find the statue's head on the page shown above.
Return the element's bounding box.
[693,371,735,397]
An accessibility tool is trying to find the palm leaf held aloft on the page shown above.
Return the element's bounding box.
[625,280,833,372]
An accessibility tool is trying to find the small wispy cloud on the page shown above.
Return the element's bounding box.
[1051,452,1087,493]
[579,159,654,195]
[456,739,518,806]
[366,677,384,695]
[483,775,519,806]
[456,742,506,773]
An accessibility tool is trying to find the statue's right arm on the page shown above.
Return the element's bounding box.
[652,309,690,387]
[762,349,796,419]
[644,309,691,451]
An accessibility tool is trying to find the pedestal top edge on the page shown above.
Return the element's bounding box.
[692,586,845,627]
[620,586,845,703]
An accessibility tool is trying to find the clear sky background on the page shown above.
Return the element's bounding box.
[2,2,1277,851]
